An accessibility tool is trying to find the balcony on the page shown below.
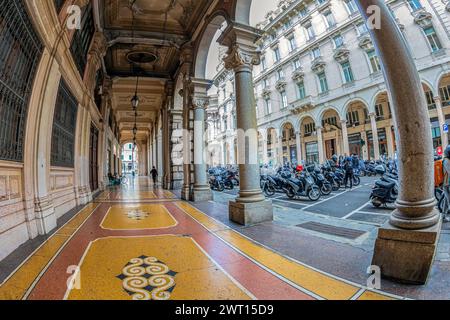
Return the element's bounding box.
[275,78,287,91]
[290,96,315,115]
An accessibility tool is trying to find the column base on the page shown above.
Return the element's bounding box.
[34,196,56,235]
[192,187,213,202]
[371,213,441,284]
[229,200,273,226]
[181,186,192,201]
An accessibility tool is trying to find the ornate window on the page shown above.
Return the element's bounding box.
[0,0,43,162]
[423,26,442,52]
[70,2,95,76]
[51,80,78,167]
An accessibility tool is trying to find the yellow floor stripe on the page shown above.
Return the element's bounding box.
[357,290,396,300]
[177,202,366,300]
[0,203,98,300]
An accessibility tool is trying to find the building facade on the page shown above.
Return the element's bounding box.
[207,0,450,166]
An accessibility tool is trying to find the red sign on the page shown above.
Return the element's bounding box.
[437,146,443,156]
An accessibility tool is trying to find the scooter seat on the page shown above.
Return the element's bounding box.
[375,180,395,189]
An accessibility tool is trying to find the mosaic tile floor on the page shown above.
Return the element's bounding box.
[0,178,404,300]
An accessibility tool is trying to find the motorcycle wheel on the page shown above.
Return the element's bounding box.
[331,180,340,191]
[285,186,296,199]
[217,183,225,192]
[225,181,234,190]
[438,195,447,214]
[371,198,382,208]
[264,185,276,197]
[321,183,332,196]
[308,186,321,201]
[353,176,361,186]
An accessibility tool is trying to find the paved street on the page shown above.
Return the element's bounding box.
[217,176,394,227]
[212,176,450,259]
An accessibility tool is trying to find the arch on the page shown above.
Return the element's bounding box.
[370,89,388,109]
[435,70,450,95]
[194,12,229,79]
[318,106,342,124]
[421,79,436,95]
[296,114,317,133]
[343,98,371,115]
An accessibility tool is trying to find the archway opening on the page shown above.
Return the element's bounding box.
[300,117,317,165]
[345,101,371,159]
[320,109,341,159]
[121,143,139,176]
[281,122,296,165]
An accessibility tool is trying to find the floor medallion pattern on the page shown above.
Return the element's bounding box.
[117,255,177,301]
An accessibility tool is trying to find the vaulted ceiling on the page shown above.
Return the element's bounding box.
[97,0,213,143]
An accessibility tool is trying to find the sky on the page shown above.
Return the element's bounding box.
[205,0,279,80]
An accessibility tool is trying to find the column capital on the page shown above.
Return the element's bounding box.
[434,96,442,104]
[218,23,262,72]
[340,119,348,124]
[222,44,261,71]
[192,97,209,110]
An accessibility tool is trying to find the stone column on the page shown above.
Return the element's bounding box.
[296,132,303,164]
[316,127,325,164]
[261,129,269,165]
[341,120,350,156]
[435,96,448,149]
[219,24,273,225]
[277,135,284,165]
[356,0,441,284]
[191,79,213,202]
[163,83,174,189]
[386,126,395,158]
[361,130,368,160]
[369,113,380,159]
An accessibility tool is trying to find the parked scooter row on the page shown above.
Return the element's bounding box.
[261,167,321,201]
[360,159,398,177]
[208,167,240,192]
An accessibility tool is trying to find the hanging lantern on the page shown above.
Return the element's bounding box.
[131,94,139,109]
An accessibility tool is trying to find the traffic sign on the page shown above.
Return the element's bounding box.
[443,124,449,133]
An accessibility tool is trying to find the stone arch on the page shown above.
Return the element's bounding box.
[343,98,371,115]
[194,12,229,79]
[318,106,342,125]
[435,70,450,95]
[296,114,318,132]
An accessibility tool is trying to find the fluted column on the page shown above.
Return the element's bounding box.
[369,113,380,160]
[261,129,269,165]
[296,132,303,164]
[277,135,283,166]
[435,96,448,149]
[191,79,213,202]
[316,127,325,164]
[341,120,350,156]
[357,0,440,284]
[219,24,273,225]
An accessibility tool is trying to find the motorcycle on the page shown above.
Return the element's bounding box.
[307,165,332,196]
[209,174,225,192]
[370,174,399,207]
[284,171,321,201]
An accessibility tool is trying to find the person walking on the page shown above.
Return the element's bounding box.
[150,166,158,186]
[343,157,354,189]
